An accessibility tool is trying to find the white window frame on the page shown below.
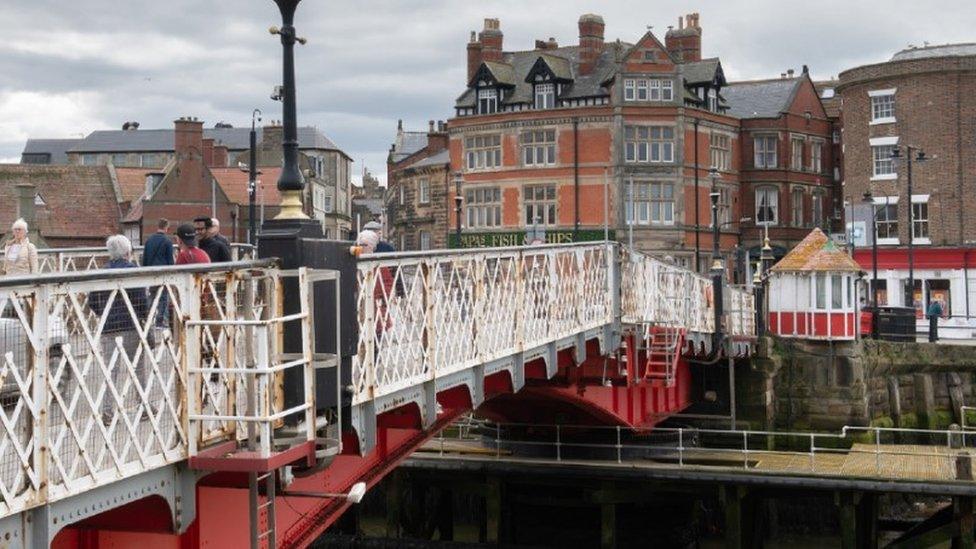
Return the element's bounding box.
[525,185,558,226]
[791,136,805,171]
[398,183,405,206]
[754,135,777,169]
[477,88,498,115]
[870,137,899,180]
[418,178,430,204]
[873,196,899,245]
[465,187,502,228]
[624,126,674,164]
[812,190,825,227]
[419,230,431,250]
[709,133,731,171]
[911,194,930,244]
[755,186,779,226]
[623,78,672,102]
[868,88,896,125]
[810,140,824,173]
[521,129,557,167]
[624,79,635,101]
[465,134,502,171]
[791,188,804,227]
[626,181,675,226]
[534,82,555,109]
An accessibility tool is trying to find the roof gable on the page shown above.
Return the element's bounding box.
[771,229,862,272]
[622,32,676,70]
[525,54,573,83]
[470,61,516,88]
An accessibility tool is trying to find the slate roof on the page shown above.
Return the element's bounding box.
[722,77,802,119]
[409,149,450,169]
[391,131,428,163]
[68,126,343,154]
[771,228,862,273]
[891,43,976,61]
[0,164,120,245]
[682,58,722,85]
[21,138,82,165]
[456,44,622,108]
[815,80,842,119]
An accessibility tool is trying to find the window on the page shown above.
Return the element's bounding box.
[141,153,160,168]
[465,187,502,228]
[870,90,895,123]
[81,154,97,166]
[710,133,731,171]
[810,141,823,173]
[812,192,824,227]
[521,129,556,166]
[324,194,334,213]
[626,182,675,225]
[419,231,431,250]
[754,136,777,168]
[815,274,827,310]
[465,134,502,170]
[791,137,804,171]
[525,185,557,226]
[623,78,673,102]
[756,186,778,225]
[534,83,555,109]
[832,130,841,144]
[624,126,674,163]
[477,88,498,114]
[875,200,898,242]
[831,275,843,309]
[418,178,430,204]
[912,196,929,242]
[707,88,718,111]
[398,184,404,206]
[110,153,127,166]
[791,188,804,227]
[712,187,732,227]
[872,145,896,178]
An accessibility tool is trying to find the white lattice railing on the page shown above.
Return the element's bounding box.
[621,249,715,333]
[352,243,615,405]
[2,244,255,273]
[0,260,275,517]
[727,285,757,338]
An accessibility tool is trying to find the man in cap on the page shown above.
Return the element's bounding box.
[175,223,211,265]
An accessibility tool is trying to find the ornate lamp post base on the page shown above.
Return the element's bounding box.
[274,189,309,220]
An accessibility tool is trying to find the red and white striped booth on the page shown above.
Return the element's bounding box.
[767,229,863,340]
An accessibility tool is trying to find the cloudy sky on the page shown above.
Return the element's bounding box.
[2,0,973,183]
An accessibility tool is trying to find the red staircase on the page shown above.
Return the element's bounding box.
[642,326,684,387]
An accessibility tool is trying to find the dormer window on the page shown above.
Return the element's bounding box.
[534,83,555,109]
[478,88,498,114]
[707,89,718,112]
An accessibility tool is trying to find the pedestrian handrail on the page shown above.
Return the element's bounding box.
[430,419,976,483]
[1,243,256,273]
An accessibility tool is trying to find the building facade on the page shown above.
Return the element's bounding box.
[838,44,976,323]
[724,70,836,263]
[387,121,451,250]
[448,13,742,271]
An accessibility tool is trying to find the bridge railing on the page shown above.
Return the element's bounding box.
[352,243,615,405]
[2,244,256,273]
[726,285,756,338]
[620,249,713,332]
[0,260,275,517]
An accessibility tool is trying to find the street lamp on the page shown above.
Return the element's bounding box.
[270,0,309,220]
[862,190,879,339]
[248,109,261,244]
[453,171,463,247]
[890,145,927,309]
[708,167,724,342]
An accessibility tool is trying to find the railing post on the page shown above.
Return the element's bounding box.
[257,325,271,459]
[556,425,562,461]
[31,285,51,506]
[678,428,684,467]
[742,431,748,469]
[616,426,622,464]
[495,423,501,460]
[182,275,202,457]
[809,434,816,472]
[875,429,882,475]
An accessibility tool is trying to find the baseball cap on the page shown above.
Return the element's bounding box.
[176,223,197,244]
[363,221,382,231]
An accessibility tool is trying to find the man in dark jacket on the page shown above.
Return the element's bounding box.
[88,235,150,424]
[194,217,232,262]
[142,218,174,326]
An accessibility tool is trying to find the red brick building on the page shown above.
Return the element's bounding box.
[838,43,976,326]
[724,69,836,260]
[447,13,741,271]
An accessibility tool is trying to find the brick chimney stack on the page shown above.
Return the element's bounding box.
[466,31,483,83]
[578,14,605,75]
[174,117,205,199]
[427,120,448,153]
[202,137,215,167]
[664,12,702,63]
[212,143,229,168]
[479,18,503,64]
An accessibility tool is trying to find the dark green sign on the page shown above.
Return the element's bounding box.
[448,230,616,249]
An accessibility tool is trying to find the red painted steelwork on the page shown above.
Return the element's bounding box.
[188,440,317,472]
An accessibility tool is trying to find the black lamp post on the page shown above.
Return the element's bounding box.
[248,109,261,244]
[862,190,879,338]
[453,172,463,247]
[890,145,926,309]
[270,0,308,220]
[709,168,724,340]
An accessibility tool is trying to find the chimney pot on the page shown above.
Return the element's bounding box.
[428,120,435,132]
[787,68,795,77]
[397,119,403,131]
[679,16,684,29]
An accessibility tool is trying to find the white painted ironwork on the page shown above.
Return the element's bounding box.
[621,248,714,332]
[2,244,256,274]
[0,261,275,518]
[352,243,615,405]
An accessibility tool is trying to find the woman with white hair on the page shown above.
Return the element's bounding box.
[88,234,150,424]
[1,218,38,276]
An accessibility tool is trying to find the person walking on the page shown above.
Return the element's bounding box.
[193,216,231,262]
[926,298,944,342]
[1,218,38,276]
[142,218,175,327]
[87,235,150,425]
